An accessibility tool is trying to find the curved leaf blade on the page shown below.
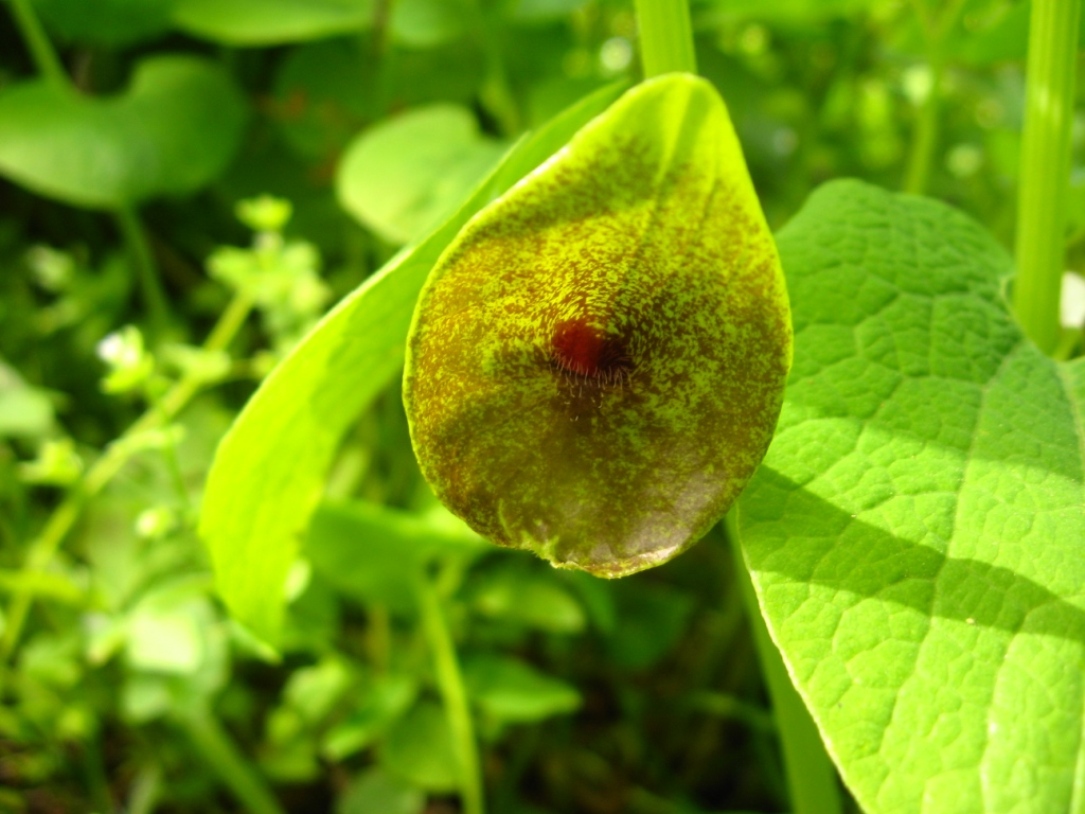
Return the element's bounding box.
[0,55,246,209]
[199,84,627,644]
[336,105,506,245]
[738,180,1085,814]
[33,0,176,45]
[172,0,371,45]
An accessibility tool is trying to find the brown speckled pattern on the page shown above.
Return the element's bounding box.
[404,74,792,577]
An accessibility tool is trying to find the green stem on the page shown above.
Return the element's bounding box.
[176,708,285,814]
[901,0,968,195]
[0,293,254,695]
[1013,0,1082,355]
[116,204,170,332]
[726,512,843,814]
[417,572,485,814]
[634,0,697,77]
[902,57,944,195]
[126,762,163,814]
[7,0,69,91]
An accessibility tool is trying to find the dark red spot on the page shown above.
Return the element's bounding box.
[550,319,633,383]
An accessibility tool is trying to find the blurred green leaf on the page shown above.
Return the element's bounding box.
[941,0,1085,66]
[468,567,586,634]
[0,569,85,605]
[172,0,372,45]
[281,657,353,723]
[0,55,246,209]
[306,500,483,613]
[121,673,174,723]
[698,0,880,23]
[380,701,459,792]
[33,0,176,46]
[337,105,506,245]
[271,40,378,160]
[18,438,82,486]
[740,180,1085,814]
[604,581,695,671]
[508,0,590,24]
[125,589,212,675]
[463,653,581,723]
[323,674,418,760]
[391,0,470,47]
[337,767,425,814]
[201,82,625,645]
[0,360,54,439]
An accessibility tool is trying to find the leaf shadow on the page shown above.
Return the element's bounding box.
[740,467,1085,644]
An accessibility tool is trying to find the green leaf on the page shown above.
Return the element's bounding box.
[337,105,506,245]
[390,0,469,47]
[380,701,459,792]
[463,653,581,723]
[200,83,627,645]
[738,180,1085,814]
[603,580,695,671]
[0,360,55,439]
[336,767,425,814]
[404,74,791,576]
[271,40,378,161]
[322,674,418,760]
[33,0,175,45]
[305,500,483,613]
[699,0,879,23]
[467,566,586,634]
[172,0,372,45]
[0,55,246,209]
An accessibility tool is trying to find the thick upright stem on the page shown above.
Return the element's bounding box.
[634,0,697,77]
[1013,0,1082,354]
[727,513,843,814]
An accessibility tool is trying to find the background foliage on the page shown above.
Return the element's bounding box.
[0,1,1082,813]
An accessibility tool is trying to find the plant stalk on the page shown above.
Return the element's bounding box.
[177,708,285,814]
[1013,0,1082,354]
[901,0,968,195]
[116,204,170,332]
[7,0,69,91]
[634,0,697,77]
[417,572,485,814]
[902,58,945,195]
[726,512,843,814]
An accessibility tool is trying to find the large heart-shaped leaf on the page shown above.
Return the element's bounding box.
[738,180,1085,813]
[200,84,626,644]
[0,55,246,209]
[404,74,791,577]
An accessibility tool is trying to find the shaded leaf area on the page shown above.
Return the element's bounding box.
[739,180,1085,814]
[405,74,791,577]
[200,83,625,644]
[0,55,246,209]
[33,0,176,46]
